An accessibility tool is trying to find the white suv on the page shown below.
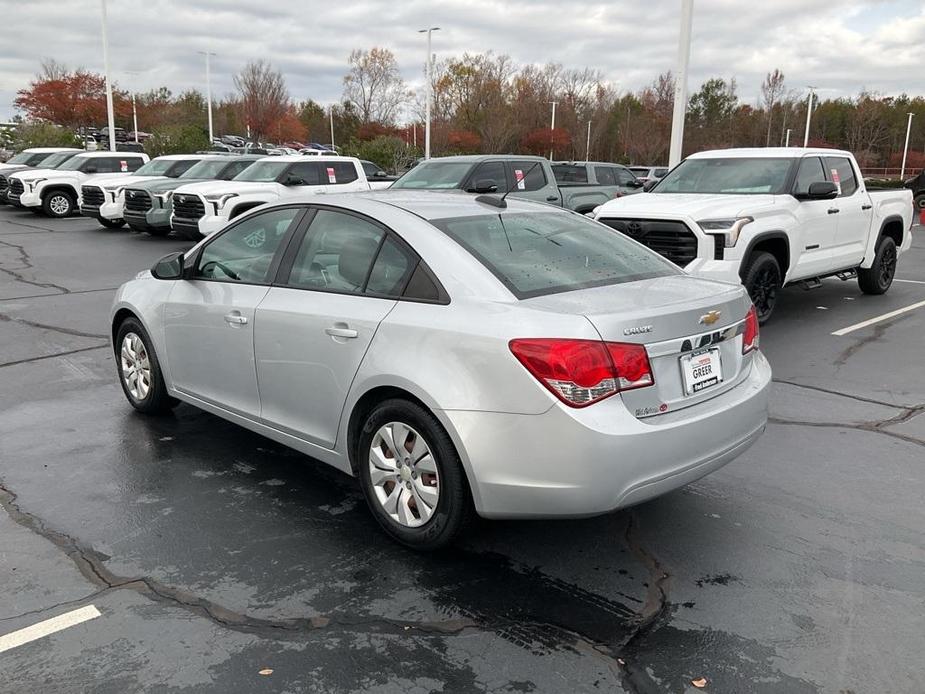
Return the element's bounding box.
[9,151,149,218]
[170,155,372,240]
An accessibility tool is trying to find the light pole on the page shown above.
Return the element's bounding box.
[585,120,592,162]
[124,70,140,142]
[99,0,116,152]
[548,101,558,160]
[198,51,217,143]
[419,27,440,160]
[668,0,693,167]
[803,86,817,147]
[785,128,792,147]
[329,105,335,149]
[900,112,915,179]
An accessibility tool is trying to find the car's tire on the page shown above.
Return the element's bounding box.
[356,398,472,550]
[741,251,781,325]
[99,218,126,229]
[41,190,75,218]
[858,235,897,295]
[114,317,178,415]
[144,226,172,237]
[914,193,925,211]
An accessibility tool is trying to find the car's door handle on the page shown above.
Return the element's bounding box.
[325,326,358,339]
[223,312,248,325]
[546,195,559,201]
[827,208,840,214]
[861,204,872,210]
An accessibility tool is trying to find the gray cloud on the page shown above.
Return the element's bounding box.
[1,0,922,122]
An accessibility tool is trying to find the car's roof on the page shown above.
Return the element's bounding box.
[153,154,204,161]
[688,147,853,159]
[419,154,548,163]
[255,154,355,163]
[553,161,630,168]
[25,147,82,153]
[331,190,564,221]
[74,151,146,158]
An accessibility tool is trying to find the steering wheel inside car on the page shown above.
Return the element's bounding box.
[199,260,240,281]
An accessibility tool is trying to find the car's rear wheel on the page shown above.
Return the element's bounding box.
[100,218,125,229]
[914,193,925,211]
[741,251,781,325]
[858,236,897,295]
[357,399,471,550]
[115,317,178,415]
[42,191,75,218]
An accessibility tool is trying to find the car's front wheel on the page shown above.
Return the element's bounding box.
[357,399,471,550]
[42,191,75,218]
[115,317,178,415]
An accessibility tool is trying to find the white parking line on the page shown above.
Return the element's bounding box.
[832,299,925,336]
[0,605,101,654]
[895,278,925,285]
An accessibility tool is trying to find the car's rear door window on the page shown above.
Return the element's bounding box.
[431,211,678,299]
[824,157,859,196]
[507,162,547,191]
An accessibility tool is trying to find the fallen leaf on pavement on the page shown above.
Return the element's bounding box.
[691,676,708,688]
[259,669,274,676]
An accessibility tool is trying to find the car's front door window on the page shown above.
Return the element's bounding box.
[194,207,300,284]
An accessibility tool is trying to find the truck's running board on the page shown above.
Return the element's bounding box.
[791,268,859,290]
[835,269,858,281]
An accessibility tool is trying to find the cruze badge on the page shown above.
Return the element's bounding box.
[699,310,722,326]
[624,325,653,335]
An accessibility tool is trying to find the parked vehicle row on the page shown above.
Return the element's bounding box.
[593,147,915,322]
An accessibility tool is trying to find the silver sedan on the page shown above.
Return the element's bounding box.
[111,192,771,549]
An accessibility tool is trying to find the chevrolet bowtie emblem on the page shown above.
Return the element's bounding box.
[699,310,722,326]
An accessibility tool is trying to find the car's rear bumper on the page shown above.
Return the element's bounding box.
[443,351,771,519]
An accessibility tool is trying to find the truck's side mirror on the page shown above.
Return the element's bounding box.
[627,179,644,189]
[797,181,838,200]
[84,165,98,174]
[151,252,184,280]
[468,179,498,194]
[643,179,657,192]
[283,173,306,186]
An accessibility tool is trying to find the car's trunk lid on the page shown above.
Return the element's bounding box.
[522,275,753,417]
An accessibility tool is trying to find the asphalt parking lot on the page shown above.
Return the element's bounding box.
[1,208,923,694]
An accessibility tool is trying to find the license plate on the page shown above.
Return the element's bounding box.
[681,348,723,395]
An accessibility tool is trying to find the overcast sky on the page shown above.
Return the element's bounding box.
[0,0,922,122]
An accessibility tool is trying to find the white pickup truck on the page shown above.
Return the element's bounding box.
[169,155,372,240]
[594,148,914,322]
[8,151,149,218]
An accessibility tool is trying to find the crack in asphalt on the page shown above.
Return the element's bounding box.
[0,344,109,369]
[834,322,889,368]
[771,378,914,410]
[2,286,119,302]
[0,238,71,294]
[769,417,925,448]
[0,312,107,339]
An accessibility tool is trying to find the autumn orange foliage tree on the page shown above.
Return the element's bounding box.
[15,69,130,131]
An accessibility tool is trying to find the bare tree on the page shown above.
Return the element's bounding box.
[233,60,288,144]
[761,69,786,146]
[39,58,68,81]
[343,48,407,125]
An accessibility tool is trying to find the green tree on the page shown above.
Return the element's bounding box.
[144,124,209,157]
[12,122,81,149]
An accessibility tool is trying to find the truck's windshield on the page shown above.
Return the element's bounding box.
[233,161,288,182]
[392,162,473,189]
[654,157,795,195]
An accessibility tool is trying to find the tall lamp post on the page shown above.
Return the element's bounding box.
[803,86,817,147]
[548,101,558,160]
[329,105,335,149]
[124,70,141,142]
[198,51,217,143]
[668,0,693,167]
[785,128,792,147]
[99,0,116,152]
[900,112,915,179]
[418,27,440,160]
[585,120,592,162]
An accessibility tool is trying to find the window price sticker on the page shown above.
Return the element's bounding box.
[120,160,128,172]
[514,169,525,190]
[830,168,841,195]
[326,167,336,183]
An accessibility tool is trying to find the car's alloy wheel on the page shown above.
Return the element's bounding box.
[858,236,897,295]
[368,422,440,528]
[742,251,781,324]
[120,331,152,401]
[46,194,72,217]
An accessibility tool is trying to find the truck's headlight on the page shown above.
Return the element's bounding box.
[204,192,238,209]
[29,178,46,190]
[698,216,754,247]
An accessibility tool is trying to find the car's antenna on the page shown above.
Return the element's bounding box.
[475,160,542,209]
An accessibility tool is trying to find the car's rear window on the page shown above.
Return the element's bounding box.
[430,211,678,299]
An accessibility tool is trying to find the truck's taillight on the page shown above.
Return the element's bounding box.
[509,338,654,408]
[742,306,760,354]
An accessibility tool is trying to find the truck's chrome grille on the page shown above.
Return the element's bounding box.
[124,189,152,213]
[81,185,105,207]
[172,193,205,221]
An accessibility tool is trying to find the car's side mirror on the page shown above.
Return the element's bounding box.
[375,171,387,178]
[283,173,306,186]
[797,181,838,200]
[643,180,657,192]
[468,179,498,194]
[627,179,644,188]
[151,252,184,280]
[84,166,97,174]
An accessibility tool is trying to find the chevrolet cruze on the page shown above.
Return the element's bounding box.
[111,192,770,549]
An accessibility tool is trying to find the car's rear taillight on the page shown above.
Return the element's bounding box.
[509,338,654,408]
[742,305,760,354]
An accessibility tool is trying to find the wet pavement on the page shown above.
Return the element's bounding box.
[1,208,923,693]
